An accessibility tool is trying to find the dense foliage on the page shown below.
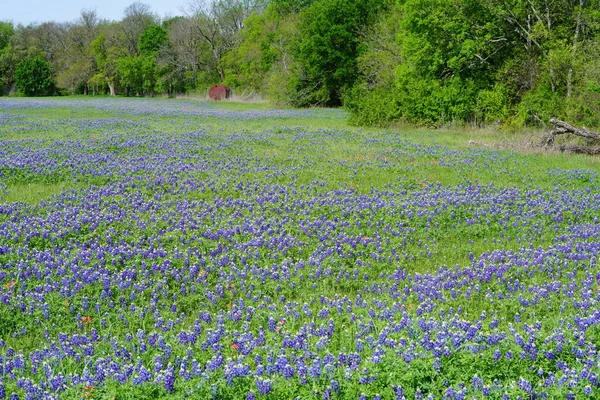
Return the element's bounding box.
[14,56,54,96]
[291,0,389,106]
[347,0,600,127]
[1,0,599,127]
[2,97,600,399]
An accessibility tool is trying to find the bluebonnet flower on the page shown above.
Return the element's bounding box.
[164,363,176,392]
[256,378,272,395]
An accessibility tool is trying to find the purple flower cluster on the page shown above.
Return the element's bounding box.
[0,98,344,121]
[0,99,599,398]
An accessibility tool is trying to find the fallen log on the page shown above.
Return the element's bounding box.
[541,119,600,154]
[558,145,600,155]
[549,119,600,141]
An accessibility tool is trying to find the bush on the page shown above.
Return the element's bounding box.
[394,69,478,127]
[475,84,508,125]
[14,56,54,96]
[515,84,564,127]
[346,85,401,127]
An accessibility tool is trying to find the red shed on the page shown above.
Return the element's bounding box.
[208,84,232,100]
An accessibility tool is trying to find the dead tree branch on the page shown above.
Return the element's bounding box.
[541,119,600,154]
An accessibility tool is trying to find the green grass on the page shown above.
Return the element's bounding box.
[2,96,600,399]
[3,98,600,202]
[1,182,78,204]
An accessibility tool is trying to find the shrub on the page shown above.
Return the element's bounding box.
[346,85,401,127]
[14,56,54,96]
[475,84,508,125]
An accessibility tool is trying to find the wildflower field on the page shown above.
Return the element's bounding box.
[2,98,600,399]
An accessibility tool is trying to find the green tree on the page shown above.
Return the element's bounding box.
[139,25,167,55]
[90,33,127,95]
[14,56,54,96]
[0,22,16,95]
[0,21,13,50]
[487,0,600,125]
[140,55,158,94]
[121,2,156,56]
[348,0,521,126]
[270,0,315,15]
[0,47,17,95]
[223,10,284,92]
[155,18,202,96]
[394,0,508,125]
[116,56,143,95]
[345,5,403,126]
[293,0,389,106]
[56,10,100,95]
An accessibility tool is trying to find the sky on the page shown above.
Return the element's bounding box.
[2,0,187,26]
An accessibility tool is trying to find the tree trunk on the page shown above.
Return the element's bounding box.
[567,0,585,98]
[541,119,600,154]
[107,79,115,96]
[559,145,600,155]
[550,118,600,141]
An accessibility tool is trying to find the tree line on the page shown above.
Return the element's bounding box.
[1,0,599,127]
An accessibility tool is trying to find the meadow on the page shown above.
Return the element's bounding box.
[1,97,600,399]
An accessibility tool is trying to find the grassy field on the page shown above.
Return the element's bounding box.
[1,97,600,399]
